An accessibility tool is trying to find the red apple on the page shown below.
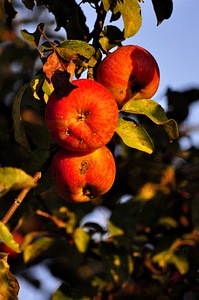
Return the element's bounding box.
[96,45,160,108]
[51,146,116,202]
[45,79,118,151]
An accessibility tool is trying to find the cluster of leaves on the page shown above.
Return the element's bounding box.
[1,0,199,300]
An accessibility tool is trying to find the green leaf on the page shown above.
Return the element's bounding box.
[99,25,124,52]
[0,223,21,253]
[20,23,44,50]
[152,249,189,275]
[103,0,142,38]
[116,117,154,154]
[23,234,54,263]
[108,221,124,237]
[169,253,189,275]
[30,73,45,100]
[12,84,31,151]
[0,167,36,197]
[0,253,19,300]
[56,40,95,61]
[121,99,179,141]
[74,227,90,253]
[52,283,91,300]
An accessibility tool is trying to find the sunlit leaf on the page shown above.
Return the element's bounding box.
[20,23,44,50]
[56,40,95,61]
[121,99,179,141]
[116,117,154,154]
[99,25,124,52]
[0,223,21,253]
[30,74,45,100]
[152,248,189,275]
[12,84,31,151]
[74,227,90,253]
[0,253,19,300]
[158,216,178,228]
[23,234,54,263]
[0,167,36,197]
[108,221,124,237]
[103,0,142,38]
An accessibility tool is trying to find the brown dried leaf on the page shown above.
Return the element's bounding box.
[43,51,77,99]
[43,51,75,81]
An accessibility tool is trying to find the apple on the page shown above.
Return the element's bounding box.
[51,146,116,202]
[96,45,160,108]
[45,78,118,151]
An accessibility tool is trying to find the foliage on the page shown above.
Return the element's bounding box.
[1,0,199,299]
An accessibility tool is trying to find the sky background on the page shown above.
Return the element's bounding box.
[13,1,199,298]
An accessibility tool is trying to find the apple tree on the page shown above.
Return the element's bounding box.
[1,0,199,299]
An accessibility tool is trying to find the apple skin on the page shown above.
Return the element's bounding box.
[45,79,118,151]
[51,146,116,202]
[96,45,160,108]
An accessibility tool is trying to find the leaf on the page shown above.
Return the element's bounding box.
[4,0,17,27]
[23,234,54,263]
[99,25,124,52]
[121,99,179,141]
[12,84,31,151]
[151,0,173,25]
[74,227,90,253]
[30,73,45,100]
[20,23,44,50]
[0,167,36,197]
[22,0,35,10]
[108,221,124,237]
[56,40,95,61]
[0,223,21,253]
[52,283,91,300]
[152,249,189,275]
[116,117,154,154]
[0,253,20,300]
[103,0,142,38]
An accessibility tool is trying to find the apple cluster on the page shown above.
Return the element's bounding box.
[45,44,160,203]
[45,78,118,202]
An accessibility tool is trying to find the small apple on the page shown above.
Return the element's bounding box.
[51,146,116,202]
[96,45,160,108]
[45,79,118,151]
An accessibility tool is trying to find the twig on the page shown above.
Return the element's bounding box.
[89,1,107,48]
[1,172,42,225]
[1,144,60,225]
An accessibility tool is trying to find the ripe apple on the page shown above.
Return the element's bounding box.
[51,146,116,202]
[45,79,118,151]
[96,45,160,108]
